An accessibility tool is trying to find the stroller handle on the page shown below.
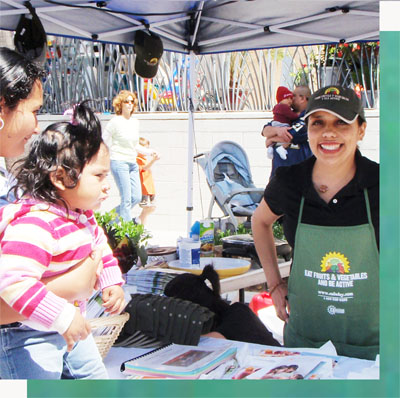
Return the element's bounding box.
[193,153,205,160]
[223,187,265,204]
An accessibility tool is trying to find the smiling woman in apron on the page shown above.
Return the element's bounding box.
[252,85,379,360]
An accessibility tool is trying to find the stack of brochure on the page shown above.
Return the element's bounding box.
[125,269,177,295]
[121,342,237,379]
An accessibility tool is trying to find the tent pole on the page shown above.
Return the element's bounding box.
[186,50,196,236]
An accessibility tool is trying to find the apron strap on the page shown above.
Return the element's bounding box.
[297,196,305,224]
[363,189,373,225]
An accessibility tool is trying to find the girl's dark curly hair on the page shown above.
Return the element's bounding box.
[0,47,45,110]
[12,101,104,210]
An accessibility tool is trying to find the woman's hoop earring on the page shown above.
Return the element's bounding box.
[0,117,4,131]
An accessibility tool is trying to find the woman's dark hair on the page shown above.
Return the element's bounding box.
[0,47,45,110]
[12,101,104,209]
[357,115,365,126]
[164,265,230,317]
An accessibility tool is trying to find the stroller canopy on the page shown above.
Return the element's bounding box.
[207,141,254,188]
[195,141,264,229]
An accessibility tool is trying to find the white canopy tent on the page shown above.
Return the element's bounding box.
[0,1,379,54]
[0,0,380,232]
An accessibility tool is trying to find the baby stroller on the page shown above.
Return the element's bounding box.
[194,141,264,231]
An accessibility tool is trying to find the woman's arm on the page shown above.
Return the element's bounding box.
[252,199,289,322]
[0,249,102,325]
[261,125,293,146]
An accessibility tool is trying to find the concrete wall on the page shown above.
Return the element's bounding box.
[38,110,379,239]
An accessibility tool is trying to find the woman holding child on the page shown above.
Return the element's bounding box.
[0,47,123,379]
[253,85,379,360]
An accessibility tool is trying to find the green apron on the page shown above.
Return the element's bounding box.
[284,190,379,360]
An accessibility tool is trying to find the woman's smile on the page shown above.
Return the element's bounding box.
[319,142,342,153]
[308,111,366,166]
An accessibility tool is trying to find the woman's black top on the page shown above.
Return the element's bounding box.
[264,150,379,250]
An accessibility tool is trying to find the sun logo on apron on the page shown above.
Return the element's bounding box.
[320,251,350,274]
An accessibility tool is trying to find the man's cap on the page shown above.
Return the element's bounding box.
[305,85,366,124]
[276,86,293,103]
[134,30,163,79]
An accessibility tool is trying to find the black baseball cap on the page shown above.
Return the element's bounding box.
[305,85,366,124]
[134,30,163,79]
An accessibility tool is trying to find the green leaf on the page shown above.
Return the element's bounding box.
[94,210,152,268]
[137,245,148,266]
[272,221,285,240]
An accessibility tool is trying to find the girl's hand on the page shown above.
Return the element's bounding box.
[102,285,126,315]
[62,309,91,352]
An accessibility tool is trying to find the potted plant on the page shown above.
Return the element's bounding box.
[95,210,152,274]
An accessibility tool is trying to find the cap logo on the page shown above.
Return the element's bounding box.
[324,87,340,95]
[149,57,159,65]
[315,87,349,103]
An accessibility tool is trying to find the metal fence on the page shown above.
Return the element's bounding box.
[42,37,379,114]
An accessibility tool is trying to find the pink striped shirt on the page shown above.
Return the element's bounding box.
[0,199,124,332]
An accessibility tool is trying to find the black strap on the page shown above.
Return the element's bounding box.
[0,322,21,329]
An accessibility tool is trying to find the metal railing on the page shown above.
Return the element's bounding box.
[41,38,379,114]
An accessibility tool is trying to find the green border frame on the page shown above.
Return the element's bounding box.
[27,33,400,398]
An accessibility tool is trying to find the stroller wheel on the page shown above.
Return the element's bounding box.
[225,222,236,233]
[243,219,252,230]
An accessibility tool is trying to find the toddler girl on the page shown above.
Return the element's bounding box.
[136,136,160,225]
[0,101,125,379]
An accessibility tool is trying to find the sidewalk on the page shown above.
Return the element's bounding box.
[146,228,186,247]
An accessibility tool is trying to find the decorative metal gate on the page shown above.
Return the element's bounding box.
[42,37,379,114]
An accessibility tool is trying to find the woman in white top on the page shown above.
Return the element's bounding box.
[104,90,153,221]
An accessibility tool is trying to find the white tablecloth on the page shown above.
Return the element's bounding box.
[104,337,379,380]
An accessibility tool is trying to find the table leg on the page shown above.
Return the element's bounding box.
[239,288,245,303]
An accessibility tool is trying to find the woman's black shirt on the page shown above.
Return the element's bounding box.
[264,150,379,250]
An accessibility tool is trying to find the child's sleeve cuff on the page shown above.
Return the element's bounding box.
[52,303,77,335]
